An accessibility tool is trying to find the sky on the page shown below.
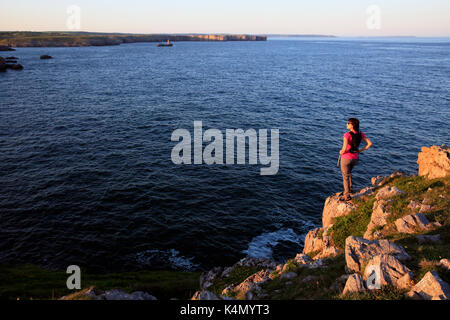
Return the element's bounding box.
[1,0,449,36]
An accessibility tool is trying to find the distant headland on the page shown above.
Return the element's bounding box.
[0,32,266,47]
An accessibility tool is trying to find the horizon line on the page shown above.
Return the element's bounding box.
[2,30,450,38]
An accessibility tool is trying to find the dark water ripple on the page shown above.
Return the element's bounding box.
[1,39,449,272]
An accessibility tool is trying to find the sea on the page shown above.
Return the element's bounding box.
[1,37,449,272]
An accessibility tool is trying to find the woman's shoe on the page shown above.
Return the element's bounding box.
[339,195,352,202]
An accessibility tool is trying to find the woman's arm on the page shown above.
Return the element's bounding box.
[339,137,348,155]
[359,137,373,153]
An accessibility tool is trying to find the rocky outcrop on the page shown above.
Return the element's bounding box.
[417,145,450,179]
[294,253,313,265]
[363,254,413,290]
[322,194,357,229]
[345,236,410,273]
[303,228,324,254]
[40,54,52,59]
[440,259,450,270]
[302,228,339,260]
[200,266,223,290]
[364,199,392,239]
[371,176,386,187]
[191,290,220,300]
[235,257,277,269]
[342,273,366,295]
[394,212,440,234]
[222,269,271,300]
[190,147,447,300]
[408,200,434,213]
[407,271,450,300]
[1,56,23,71]
[351,186,375,199]
[375,186,404,200]
[199,257,276,291]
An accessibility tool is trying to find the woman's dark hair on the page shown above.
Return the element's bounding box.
[348,118,360,132]
[348,118,361,153]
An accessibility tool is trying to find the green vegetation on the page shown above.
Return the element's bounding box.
[329,196,376,250]
[0,264,200,300]
[341,285,408,300]
[261,256,347,300]
[207,265,261,298]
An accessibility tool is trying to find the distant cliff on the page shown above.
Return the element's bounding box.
[0,32,266,47]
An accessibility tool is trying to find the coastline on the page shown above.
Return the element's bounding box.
[2,145,448,300]
[0,32,266,48]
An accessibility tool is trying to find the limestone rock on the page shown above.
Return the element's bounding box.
[390,171,408,179]
[191,290,220,300]
[221,266,234,278]
[322,194,357,229]
[59,286,100,300]
[440,259,450,270]
[200,266,223,290]
[345,236,410,273]
[315,245,339,260]
[364,199,392,239]
[407,271,450,300]
[236,257,277,270]
[417,145,450,179]
[408,200,421,211]
[419,204,433,213]
[232,269,271,298]
[294,253,312,265]
[375,186,404,200]
[342,273,366,295]
[302,228,324,254]
[352,186,375,200]
[371,176,386,187]
[307,259,325,269]
[394,213,439,234]
[363,255,414,290]
[221,284,237,296]
[302,228,339,260]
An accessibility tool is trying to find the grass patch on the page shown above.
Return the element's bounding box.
[329,197,376,250]
[341,285,408,300]
[261,255,347,300]
[0,264,200,300]
[393,224,450,283]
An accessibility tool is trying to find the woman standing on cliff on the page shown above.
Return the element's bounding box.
[339,118,373,201]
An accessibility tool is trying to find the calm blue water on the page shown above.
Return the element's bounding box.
[1,39,449,272]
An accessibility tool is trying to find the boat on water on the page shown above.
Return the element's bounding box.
[156,40,173,47]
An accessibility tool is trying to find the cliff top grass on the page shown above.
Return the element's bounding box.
[0,264,201,300]
[261,175,448,300]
